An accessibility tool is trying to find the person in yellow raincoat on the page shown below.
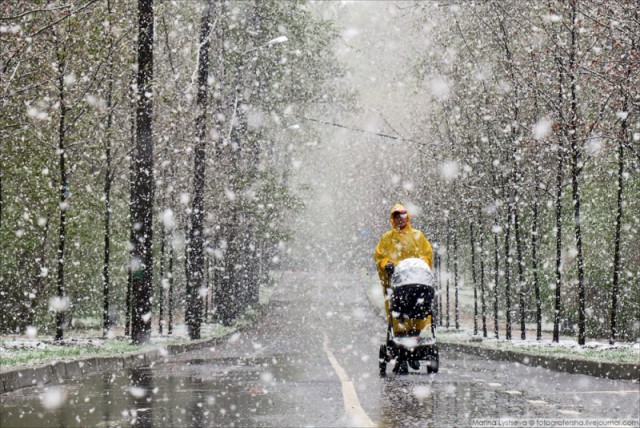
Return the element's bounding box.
[374,204,433,373]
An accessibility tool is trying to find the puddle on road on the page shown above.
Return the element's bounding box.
[0,352,341,428]
[372,374,575,427]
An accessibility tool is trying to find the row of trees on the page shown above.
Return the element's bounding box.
[410,0,638,343]
[1,1,343,342]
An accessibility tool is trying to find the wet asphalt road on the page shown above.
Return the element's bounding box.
[1,271,639,427]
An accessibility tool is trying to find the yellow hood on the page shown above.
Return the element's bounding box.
[389,203,411,229]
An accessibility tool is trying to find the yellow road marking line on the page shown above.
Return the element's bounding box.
[323,332,376,427]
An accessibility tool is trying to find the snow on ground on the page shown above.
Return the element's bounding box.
[0,322,224,364]
[1,283,275,366]
[438,324,640,356]
[0,338,103,351]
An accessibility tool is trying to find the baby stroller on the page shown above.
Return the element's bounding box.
[379,258,439,376]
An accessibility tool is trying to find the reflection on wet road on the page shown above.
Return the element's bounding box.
[1,271,638,427]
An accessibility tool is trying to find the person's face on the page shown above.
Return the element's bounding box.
[393,212,408,229]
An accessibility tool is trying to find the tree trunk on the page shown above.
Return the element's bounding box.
[437,253,443,326]
[470,222,478,335]
[168,233,174,335]
[454,230,459,330]
[55,44,68,342]
[102,5,114,336]
[514,207,526,340]
[131,0,155,344]
[567,0,586,345]
[553,55,566,344]
[532,178,542,340]
[125,74,136,338]
[186,2,213,340]
[204,255,209,323]
[446,223,451,328]
[248,227,260,306]
[480,231,487,338]
[102,118,112,337]
[499,8,523,342]
[610,69,629,344]
[504,204,512,340]
[493,218,500,340]
[158,227,165,334]
[125,267,132,336]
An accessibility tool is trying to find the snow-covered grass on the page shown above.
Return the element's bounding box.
[359,268,640,365]
[0,278,281,370]
[437,329,640,364]
[0,339,146,368]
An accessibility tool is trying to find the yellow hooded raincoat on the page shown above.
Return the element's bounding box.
[374,204,433,333]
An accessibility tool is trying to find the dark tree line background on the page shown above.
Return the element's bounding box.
[362,0,638,344]
[1,0,343,342]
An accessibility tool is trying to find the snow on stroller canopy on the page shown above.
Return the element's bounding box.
[392,258,434,287]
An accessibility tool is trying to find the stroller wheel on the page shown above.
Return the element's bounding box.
[379,345,387,377]
[427,355,439,374]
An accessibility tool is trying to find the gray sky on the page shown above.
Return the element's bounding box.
[287,1,436,270]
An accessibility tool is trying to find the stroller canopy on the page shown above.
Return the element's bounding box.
[392,258,434,288]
